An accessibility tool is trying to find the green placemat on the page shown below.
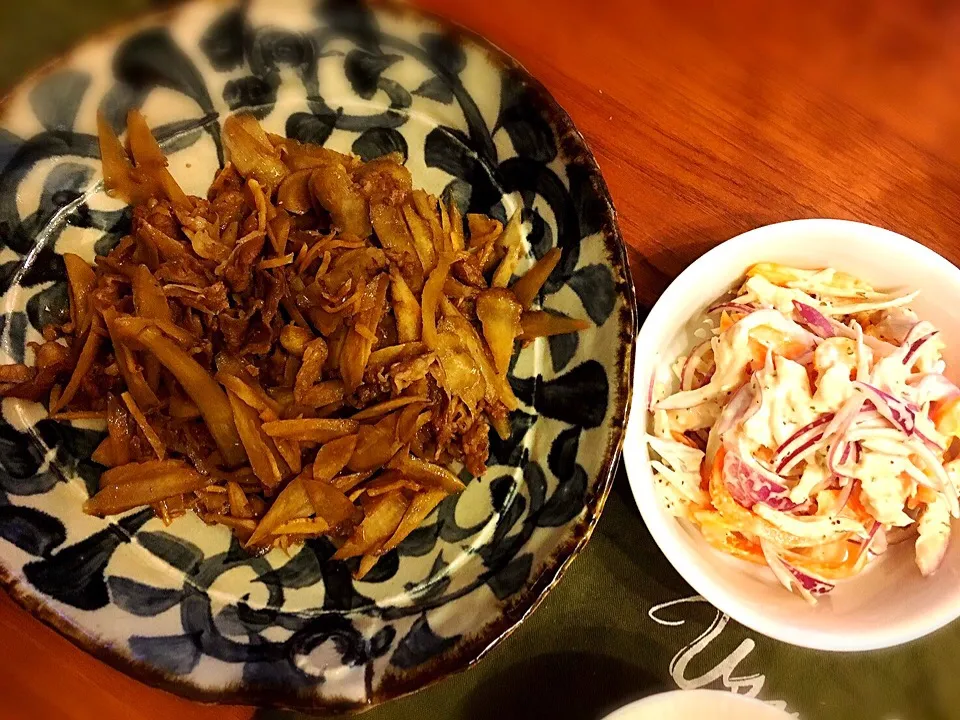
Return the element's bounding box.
[254,471,956,720]
[0,4,953,719]
[0,1,158,91]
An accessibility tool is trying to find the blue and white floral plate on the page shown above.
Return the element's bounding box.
[0,0,635,711]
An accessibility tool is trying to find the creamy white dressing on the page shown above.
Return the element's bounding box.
[812,338,861,411]
[870,354,912,396]
[854,457,915,526]
[946,459,960,495]
[740,355,817,448]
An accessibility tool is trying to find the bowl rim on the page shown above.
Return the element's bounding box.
[601,688,792,720]
[626,218,960,652]
[0,0,637,711]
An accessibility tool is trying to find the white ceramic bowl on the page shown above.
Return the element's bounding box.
[624,219,960,651]
[602,690,792,720]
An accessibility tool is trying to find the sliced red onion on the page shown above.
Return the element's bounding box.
[827,439,857,479]
[793,301,835,338]
[822,396,865,441]
[902,321,936,347]
[828,436,863,480]
[705,381,761,470]
[760,540,835,602]
[786,564,836,597]
[647,375,656,410]
[736,441,796,492]
[775,432,826,474]
[780,435,830,474]
[723,447,798,511]
[691,429,710,450]
[902,331,939,368]
[839,443,851,465]
[681,340,713,392]
[773,414,832,472]
[724,436,767,475]
[793,498,819,515]
[760,539,798,594]
[853,381,915,434]
[707,301,757,315]
[713,381,760,436]
[821,400,867,480]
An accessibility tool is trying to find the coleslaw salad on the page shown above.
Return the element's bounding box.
[648,263,960,603]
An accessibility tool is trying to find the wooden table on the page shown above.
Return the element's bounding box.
[4,0,960,717]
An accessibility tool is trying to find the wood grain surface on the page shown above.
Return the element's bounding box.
[2,0,960,717]
[420,0,960,309]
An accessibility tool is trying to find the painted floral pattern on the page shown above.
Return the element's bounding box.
[0,0,633,710]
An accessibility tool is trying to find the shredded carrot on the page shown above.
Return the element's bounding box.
[909,484,939,509]
[754,445,775,464]
[748,338,767,372]
[780,341,811,361]
[719,311,734,332]
[931,395,960,436]
[845,485,875,525]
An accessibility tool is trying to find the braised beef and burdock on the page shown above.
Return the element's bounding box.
[0,111,588,578]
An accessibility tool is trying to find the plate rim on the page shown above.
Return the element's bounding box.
[602,689,792,720]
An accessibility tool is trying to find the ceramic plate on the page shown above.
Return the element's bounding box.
[0,0,635,711]
[602,690,792,720]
